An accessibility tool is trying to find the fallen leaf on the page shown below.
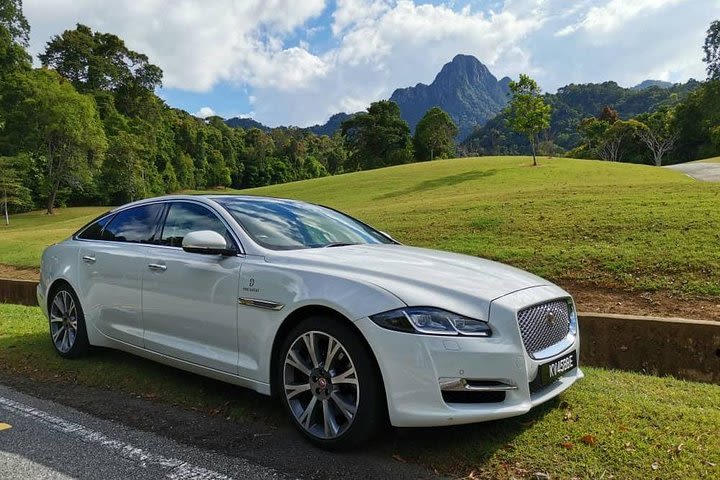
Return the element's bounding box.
[561,441,574,450]
[391,454,406,463]
[563,410,574,422]
[580,434,597,446]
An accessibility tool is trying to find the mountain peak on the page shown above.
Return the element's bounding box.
[389,55,510,139]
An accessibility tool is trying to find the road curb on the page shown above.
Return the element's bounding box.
[578,312,720,384]
[1,278,718,384]
[0,278,37,306]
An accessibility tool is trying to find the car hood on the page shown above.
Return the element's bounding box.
[268,244,556,319]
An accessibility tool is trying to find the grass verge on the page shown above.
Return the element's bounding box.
[1,303,718,479]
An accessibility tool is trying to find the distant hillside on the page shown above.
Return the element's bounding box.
[632,79,673,90]
[306,112,356,136]
[224,117,270,131]
[463,79,701,155]
[389,54,510,140]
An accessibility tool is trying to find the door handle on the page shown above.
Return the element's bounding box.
[148,263,167,271]
[82,255,96,263]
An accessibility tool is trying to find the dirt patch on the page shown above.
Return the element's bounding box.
[560,280,720,322]
[0,264,39,281]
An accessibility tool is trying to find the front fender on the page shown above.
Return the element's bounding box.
[238,256,406,385]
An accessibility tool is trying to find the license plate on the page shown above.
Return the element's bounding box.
[538,351,576,387]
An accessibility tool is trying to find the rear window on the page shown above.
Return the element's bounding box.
[101,204,164,243]
[76,214,113,240]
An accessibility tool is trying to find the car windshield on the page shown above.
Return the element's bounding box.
[215,197,395,250]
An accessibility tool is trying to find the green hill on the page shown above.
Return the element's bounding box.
[2,156,719,296]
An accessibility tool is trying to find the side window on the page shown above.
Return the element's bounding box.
[160,202,234,248]
[102,204,164,243]
[77,214,113,240]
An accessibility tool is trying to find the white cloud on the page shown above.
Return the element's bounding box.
[24,0,327,91]
[194,107,216,118]
[554,0,684,37]
[21,0,720,127]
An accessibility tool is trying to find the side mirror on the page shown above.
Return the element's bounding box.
[182,230,236,256]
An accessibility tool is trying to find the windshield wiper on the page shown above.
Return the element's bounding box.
[322,242,360,248]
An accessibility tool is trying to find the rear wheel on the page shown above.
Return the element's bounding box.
[48,284,90,358]
[276,316,384,449]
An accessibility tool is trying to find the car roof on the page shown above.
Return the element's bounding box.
[110,194,307,212]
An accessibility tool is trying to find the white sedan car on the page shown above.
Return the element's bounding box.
[38,195,582,448]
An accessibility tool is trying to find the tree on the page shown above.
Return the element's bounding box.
[0,154,33,215]
[0,69,107,213]
[0,0,31,76]
[506,74,551,166]
[636,109,678,166]
[704,20,720,80]
[599,120,644,162]
[341,100,413,170]
[598,106,619,124]
[413,107,458,161]
[39,24,163,94]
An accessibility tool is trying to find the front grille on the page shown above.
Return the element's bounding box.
[517,299,571,357]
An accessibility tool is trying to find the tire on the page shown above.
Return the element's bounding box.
[48,283,90,358]
[275,316,385,449]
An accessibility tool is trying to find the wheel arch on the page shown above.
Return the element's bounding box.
[46,278,77,311]
[269,304,388,412]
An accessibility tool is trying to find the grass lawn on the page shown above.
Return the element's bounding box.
[1,303,718,479]
[2,156,720,295]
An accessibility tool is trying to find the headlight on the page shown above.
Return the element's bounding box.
[567,299,578,335]
[369,307,491,337]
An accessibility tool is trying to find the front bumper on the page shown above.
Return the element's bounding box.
[354,285,582,427]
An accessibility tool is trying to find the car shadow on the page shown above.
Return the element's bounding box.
[374,169,497,200]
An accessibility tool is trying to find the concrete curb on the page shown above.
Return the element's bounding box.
[578,312,720,384]
[0,278,37,306]
[1,278,719,384]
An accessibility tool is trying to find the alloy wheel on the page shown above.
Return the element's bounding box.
[50,290,78,354]
[283,331,360,439]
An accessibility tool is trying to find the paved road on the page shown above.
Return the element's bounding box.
[0,384,289,480]
[665,161,720,181]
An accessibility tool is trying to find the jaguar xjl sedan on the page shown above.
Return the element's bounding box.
[38,195,583,447]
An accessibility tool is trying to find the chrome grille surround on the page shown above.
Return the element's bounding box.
[517,299,572,359]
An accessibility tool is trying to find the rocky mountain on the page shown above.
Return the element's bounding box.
[224,55,511,140]
[632,79,673,90]
[389,54,511,140]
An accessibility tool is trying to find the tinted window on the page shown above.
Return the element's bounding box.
[215,197,393,250]
[102,204,164,243]
[160,202,234,248]
[77,214,113,240]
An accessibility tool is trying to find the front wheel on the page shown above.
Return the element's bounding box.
[276,316,385,449]
[48,284,90,358]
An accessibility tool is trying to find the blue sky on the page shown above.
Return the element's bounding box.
[23,0,720,126]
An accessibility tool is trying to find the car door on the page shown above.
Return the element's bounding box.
[76,203,164,347]
[141,201,243,374]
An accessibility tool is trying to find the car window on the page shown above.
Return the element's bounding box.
[160,202,234,248]
[77,214,113,240]
[216,197,393,250]
[101,204,164,243]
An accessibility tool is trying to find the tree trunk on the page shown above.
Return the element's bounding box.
[529,134,538,166]
[46,178,61,215]
[430,148,434,161]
